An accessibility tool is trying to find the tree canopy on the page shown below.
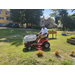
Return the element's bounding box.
[10,9,44,27]
[49,9,75,30]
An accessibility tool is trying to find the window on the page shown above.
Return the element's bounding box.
[0,17,4,20]
[42,21,44,23]
[0,11,2,14]
[6,12,10,15]
[6,17,10,20]
[6,17,9,20]
[2,17,4,20]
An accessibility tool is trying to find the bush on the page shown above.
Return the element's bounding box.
[36,50,43,57]
[70,50,75,57]
[55,50,60,56]
[68,35,75,39]
[18,24,26,28]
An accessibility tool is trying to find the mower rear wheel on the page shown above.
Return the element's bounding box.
[26,45,32,51]
[43,42,50,49]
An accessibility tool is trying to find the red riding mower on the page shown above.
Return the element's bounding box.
[23,34,50,51]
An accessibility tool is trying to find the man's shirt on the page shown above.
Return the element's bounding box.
[41,27,48,36]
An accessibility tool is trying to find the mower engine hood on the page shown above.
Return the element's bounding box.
[23,34,37,43]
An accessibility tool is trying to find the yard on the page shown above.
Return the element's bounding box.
[0,28,75,65]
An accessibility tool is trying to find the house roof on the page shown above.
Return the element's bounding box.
[40,16,49,20]
[44,17,49,20]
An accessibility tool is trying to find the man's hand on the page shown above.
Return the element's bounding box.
[38,32,42,35]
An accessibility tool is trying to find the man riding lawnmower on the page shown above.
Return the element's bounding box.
[38,25,48,39]
[23,25,50,50]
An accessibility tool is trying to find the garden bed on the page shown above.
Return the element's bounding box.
[67,38,75,45]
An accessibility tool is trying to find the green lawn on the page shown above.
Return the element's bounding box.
[0,28,75,65]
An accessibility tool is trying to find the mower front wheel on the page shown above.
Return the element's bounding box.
[26,45,32,51]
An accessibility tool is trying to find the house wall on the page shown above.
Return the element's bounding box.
[40,17,45,26]
[0,9,10,23]
[40,17,57,28]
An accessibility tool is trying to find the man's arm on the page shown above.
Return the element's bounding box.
[39,32,42,34]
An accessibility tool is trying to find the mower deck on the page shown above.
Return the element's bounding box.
[33,45,43,50]
[32,42,43,50]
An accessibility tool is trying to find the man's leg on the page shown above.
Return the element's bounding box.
[37,34,42,41]
[40,35,46,39]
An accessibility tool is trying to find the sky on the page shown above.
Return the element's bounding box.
[43,9,75,18]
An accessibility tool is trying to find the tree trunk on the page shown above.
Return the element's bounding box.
[26,23,28,28]
[62,16,65,30]
[63,24,64,30]
[31,23,32,28]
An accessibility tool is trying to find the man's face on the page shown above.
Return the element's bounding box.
[42,26,45,29]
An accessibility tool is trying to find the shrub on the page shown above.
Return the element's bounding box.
[68,35,75,39]
[18,24,26,28]
[70,50,75,57]
[55,50,60,56]
[36,50,43,57]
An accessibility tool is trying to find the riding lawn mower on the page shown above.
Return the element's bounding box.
[23,34,50,51]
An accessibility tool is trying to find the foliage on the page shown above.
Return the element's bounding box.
[65,15,75,30]
[49,9,60,24]
[50,9,75,30]
[71,9,75,12]
[58,9,68,30]
[10,9,44,27]
[10,9,19,23]
[36,50,43,57]
[68,35,75,39]
[55,16,60,24]
[70,50,75,57]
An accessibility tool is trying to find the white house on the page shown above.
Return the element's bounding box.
[40,16,57,28]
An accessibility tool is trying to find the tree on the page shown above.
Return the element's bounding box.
[66,15,75,30]
[55,16,60,24]
[10,9,44,28]
[10,9,21,23]
[58,9,68,30]
[71,9,75,12]
[30,9,44,25]
[24,9,44,27]
[49,9,60,24]
[10,9,26,26]
[49,9,75,30]
[72,13,75,16]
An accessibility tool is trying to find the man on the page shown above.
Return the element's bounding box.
[38,25,48,39]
